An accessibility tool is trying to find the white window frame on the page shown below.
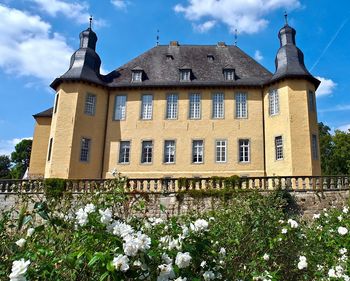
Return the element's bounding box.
[192,140,204,164]
[312,134,318,160]
[189,93,201,119]
[114,95,127,120]
[84,94,96,116]
[141,141,153,164]
[224,69,234,81]
[269,89,279,116]
[212,93,224,119]
[119,141,130,164]
[132,70,142,82]
[180,70,191,81]
[215,140,227,163]
[164,140,176,164]
[275,136,283,160]
[166,93,178,119]
[141,94,153,120]
[239,139,250,163]
[235,92,247,118]
[80,138,91,162]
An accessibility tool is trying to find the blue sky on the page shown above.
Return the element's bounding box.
[0,0,349,155]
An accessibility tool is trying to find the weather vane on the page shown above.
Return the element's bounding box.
[284,11,288,25]
[156,29,160,46]
[89,15,93,29]
[234,29,238,46]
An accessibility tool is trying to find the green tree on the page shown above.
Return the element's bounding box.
[332,129,350,175]
[10,139,32,179]
[0,155,11,179]
[318,122,334,175]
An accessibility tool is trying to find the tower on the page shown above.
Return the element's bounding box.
[264,20,321,176]
[46,25,108,179]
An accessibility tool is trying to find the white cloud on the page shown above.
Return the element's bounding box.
[111,0,130,10]
[319,104,350,113]
[254,50,263,62]
[315,76,337,97]
[337,124,350,132]
[31,0,106,27]
[193,20,216,33]
[0,4,73,82]
[0,137,32,156]
[174,0,301,34]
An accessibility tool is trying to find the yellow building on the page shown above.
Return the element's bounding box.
[28,21,321,179]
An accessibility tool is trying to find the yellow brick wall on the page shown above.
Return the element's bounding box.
[28,117,51,178]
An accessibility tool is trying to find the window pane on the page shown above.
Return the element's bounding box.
[54,93,59,114]
[114,96,126,120]
[80,138,91,162]
[189,93,201,119]
[212,93,224,119]
[132,71,142,82]
[47,138,53,161]
[141,141,153,163]
[308,91,315,111]
[216,140,226,162]
[192,140,203,163]
[224,70,234,80]
[235,93,247,118]
[164,140,175,163]
[239,139,250,162]
[84,94,96,116]
[141,95,153,120]
[166,94,178,119]
[275,136,283,160]
[180,70,191,81]
[119,141,130,163]
[269,90,279,116]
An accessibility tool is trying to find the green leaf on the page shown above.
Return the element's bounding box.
[88,255,101,266]
[107,261,115,272]
[23,215,32,226]
[99,272,109,281]
[160,203,166,213]
[17,203,28,230]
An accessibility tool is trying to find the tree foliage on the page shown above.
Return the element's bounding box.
[318,122,350,175]
[10,139,32,179]
[0,155,11,179]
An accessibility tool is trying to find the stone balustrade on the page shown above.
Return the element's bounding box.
[0,176,349,194]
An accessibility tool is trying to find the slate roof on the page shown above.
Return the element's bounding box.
[104,44,273,88]
[33,107,53,118]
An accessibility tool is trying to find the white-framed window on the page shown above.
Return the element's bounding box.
[114,95,126,120]
[239,139,250,163]
[47,138,53,161]
[269,89,279,116]
[54,93,59,114]
[141,141,153,163]
[212,93,224,119]
[216,140,227,163]
[308,90,315,112]
[132,70,142,82]
[119,141,130,164]
[80,138,91,162]
[164,140,176,163]
[224,69,235,81]
[235,92,247,118]
[84,94,96,116]
[166,93,178,119]
[180,69,191,81]
[275,136,283,160]
[192,140,204,164]
[141,95,153,120]
[312,134,318,160]
[189,93,201,119]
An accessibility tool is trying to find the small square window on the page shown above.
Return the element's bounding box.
[180,69,191,81]
[132,70,143,82]
[224,69,235,81]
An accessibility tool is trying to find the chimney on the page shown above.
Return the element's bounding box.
[170,41,180,46]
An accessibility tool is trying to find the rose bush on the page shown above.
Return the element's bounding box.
[0,182,349,281]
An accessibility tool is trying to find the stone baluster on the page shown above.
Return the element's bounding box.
[330,177,335,189]
[302,177,306,190]
[337,177,342,189]
[345,177,349,189]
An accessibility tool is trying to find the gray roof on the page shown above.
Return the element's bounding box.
[33,107,53,118]
[104,44,273,88]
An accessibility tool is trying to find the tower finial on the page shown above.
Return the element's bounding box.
[234,29,238,46]
[156,29,159,46]
[284,11,288,25]
[89,15,93,29]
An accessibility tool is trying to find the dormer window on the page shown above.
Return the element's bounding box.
[166,54,174,61]
[223,69,235,81]
[207,54,214,62]
[180,69,191,81]
[132,69,143,82]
